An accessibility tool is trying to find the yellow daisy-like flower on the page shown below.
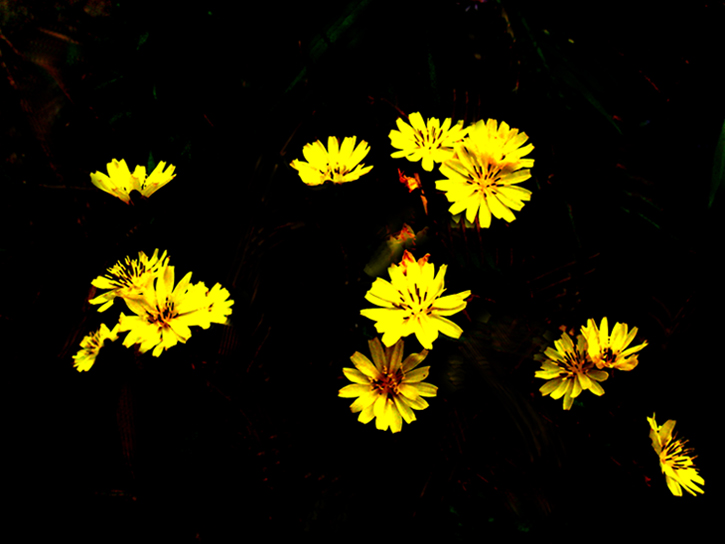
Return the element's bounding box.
[90,159,177,203]
[360,250,471,349]
[466,118,535,171]
[435,141,533,228]
[581,317,647,371]
[534,331,609,410]
[389,112,469,172]
[290,136,373,186]
[118,266,232,357]
[339,337,437,433]
[72,323,121,372]
[89,249,170,312]
[647,413,704,497]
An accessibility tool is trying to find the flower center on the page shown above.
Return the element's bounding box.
[371,365,404,397]
[148,299,177,327]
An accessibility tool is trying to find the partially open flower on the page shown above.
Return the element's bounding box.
[581,317,647,371]
[647,413,704,496]
[72,323,120,372]
[290,136,373,185]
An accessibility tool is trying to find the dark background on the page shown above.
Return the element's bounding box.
[3,0,721,540]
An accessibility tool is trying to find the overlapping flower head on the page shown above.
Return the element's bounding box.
[581,317,648,370]
[90,158,176,204]
[436,118,534,228]
[339,337,437,433]
[389,112,469,172]
[72,323,121,372]
[647,414,705,496]
[361,250,471,349]
[290,136,373,185]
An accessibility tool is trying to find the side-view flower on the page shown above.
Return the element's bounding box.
[90,158,176,204]
[534,331,609,410]
[360,250,471,349]
[647,413,704,496]
[389,112,468,172]
[339,338,437,433]
[581,317,647,370]
[72,322,120,372]
[290,136,373,185]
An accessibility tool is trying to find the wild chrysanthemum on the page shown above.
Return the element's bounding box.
[581,317,647,371]
[90,159,176,203]
[534,331,609,410]
[647,414,704,496]
[72,323,120,372]
[118,266,232,357]
[290,136,373,185]
[465,118,535,171]
[89,249,170,312]
[339,338,437,433]
[389,112,469,172]
[360,250,471,349]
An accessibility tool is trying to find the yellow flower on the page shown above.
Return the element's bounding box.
[290,136,373,185]
[90,158,176,203]
[72,323,120,372]
[465,118,535,171]
[360,250,471,349]
[581,317,647,370]
[647,414,704,496]
[389,112,469,172]
[339,338,437,433]
[118,266,230,357]
[435,140,533,228]
[89,249,170,312]
[534,331,609,410]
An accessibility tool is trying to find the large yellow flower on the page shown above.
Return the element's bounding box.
[290,136,373,185]
[389,112,469,172]
[89,249,170,312]
[534,331,609,410]
[360,250,471,349]
[581,317,647,371]
[118,266,233,357]
[90,159,176,203]
[72,323,120,372]
[339,337,437,433]
[647,414,704,496]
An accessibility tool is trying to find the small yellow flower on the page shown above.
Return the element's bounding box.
[118,266,232,357]
[290,136,373,185]
[360,250,471,349]
[389,112,469,172]
[647,413,704,496]
[90,158,176,203]
[435,138,533,228]
[534,331,609,410]
[72,323,120,372]
[339,338,437,433]
[89,249,170,312]
[581,317,647,370]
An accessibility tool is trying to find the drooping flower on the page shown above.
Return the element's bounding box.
[339,337,437,433]
[118,266,232,357]
[72,322,121,372]
[90,159,176,203]
[389,112,469,172]
[290,136,373,185]
[89,249,170,312]
[435,139,533,228]
[360,250,471,349]
[534,331,609,410]
[581,317,647,371]
[647,413,704,496]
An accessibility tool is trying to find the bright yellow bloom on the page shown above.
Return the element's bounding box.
[89,249,170,312]
[72,323,120,372]
[581,317,647,371]
[534,331,609,410]
[339,338,437,433]
[360,250,471,349]
[90,159,176,203]
[465,118,535,171]
[290,136,373,185]
[647,414,704,496]
[389,112,469,172]
[118,266,233,357]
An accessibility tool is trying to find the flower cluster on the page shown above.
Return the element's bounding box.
[290,136,373,186]
[360,250,471,349]
[90,158,176,204]
[339,338,437,433]
[647,414,704,496]
[535,318,646,409]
